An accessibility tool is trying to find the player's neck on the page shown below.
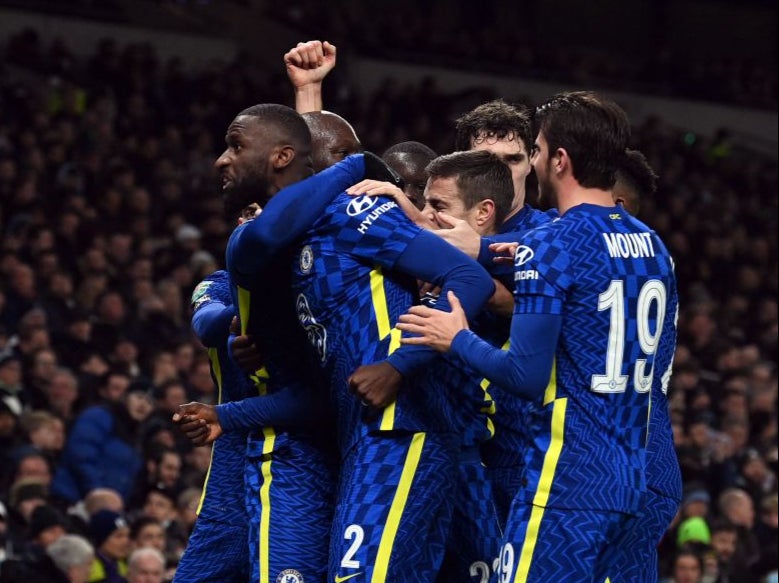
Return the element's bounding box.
[503,191,527,222]
[557,186,615,216]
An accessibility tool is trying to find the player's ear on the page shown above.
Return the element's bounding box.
[475,199,495,227]
[271,145,296,170]
[553,148,568,175]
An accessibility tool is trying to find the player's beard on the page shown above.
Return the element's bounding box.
[223,172,273,221]
[536,158,559,209]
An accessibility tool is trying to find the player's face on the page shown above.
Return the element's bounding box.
[531,132,558,208]
[387,155,428,211]
[313,128,361,172]
[470,132,531,201]
[423,176,479,232]
[215,115,274,211]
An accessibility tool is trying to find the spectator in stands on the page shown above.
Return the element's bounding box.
[51,376,147,506]
[87,509,131,583]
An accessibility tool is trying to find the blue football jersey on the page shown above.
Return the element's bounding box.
[478,205,556,468]
[647,272,682,502]
[189,271,255,523]
[510,204,677,514]
[291,194,490,454]
[226,235,334,457]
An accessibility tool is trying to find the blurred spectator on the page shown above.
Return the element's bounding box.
[179,445,210,490]
[0,352,24,417]
[125,547,165,583]
[129,516,166,555]
[129,446,183,510]
[0,533,94,583]
[87,510,130,583]
[51,381,149,506]
[663,544,705,583]
[0,24,775,575]
[18,411,65,463]
[3,479,50,559]
[677,516,711,547]
[752,494,779,579]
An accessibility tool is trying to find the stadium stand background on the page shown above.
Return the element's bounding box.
[0,0,776,579]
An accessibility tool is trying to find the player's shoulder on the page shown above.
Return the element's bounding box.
[525,204,558,227]
[325,193,409,233]
[192,270,231,310]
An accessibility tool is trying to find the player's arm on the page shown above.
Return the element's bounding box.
[174,383,321,445]
[384,229,495,377]
[216,384,319,432]
[191,303,234,348]
[229,152,399,279]
[228,154,366,277]
[190,271,235,348]
[348,231,495,407]
[397,292,560,400]
[284,40,337,114]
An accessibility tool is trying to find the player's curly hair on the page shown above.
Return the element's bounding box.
[454,99,533,154]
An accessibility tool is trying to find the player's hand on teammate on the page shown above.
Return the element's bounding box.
[230,332,264,374]
[346,179,405,200]
[489,241,519,263]
[284,40,336,88]
[348,361,402,409]
[172,402,223,446]
[397,290,469,352]
[347,177,435,230]
[432,213,481,258]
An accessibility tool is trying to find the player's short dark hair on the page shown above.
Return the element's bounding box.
[237,103,311,149]
[382,141,437,160]
[617,148,658,198]
[534,91,630,190]
[425,150,514,225]
[455,99,533,154]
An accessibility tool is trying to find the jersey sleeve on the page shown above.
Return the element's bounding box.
[448,226,571,397]
[227,154,366,284]
[216,384,323,431]
[191,270,235,348]
[450,312,561,399]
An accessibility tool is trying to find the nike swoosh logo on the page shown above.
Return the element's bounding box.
[334,573,362,583]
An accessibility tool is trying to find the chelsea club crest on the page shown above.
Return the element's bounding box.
[300,245,314,274]
[276,569,304,583]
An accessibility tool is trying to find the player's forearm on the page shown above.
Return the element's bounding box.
[294,84,323,114]
[449,313,561,399]
[215,386,314,431]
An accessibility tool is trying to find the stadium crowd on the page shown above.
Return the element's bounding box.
[0,24,777,583]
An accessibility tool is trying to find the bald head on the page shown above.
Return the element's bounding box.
[85,488,124,515]
[302,111,361,172]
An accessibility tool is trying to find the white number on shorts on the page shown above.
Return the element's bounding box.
[498,543,515,582]
[340,524,364,569]
[469,561,490,583]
